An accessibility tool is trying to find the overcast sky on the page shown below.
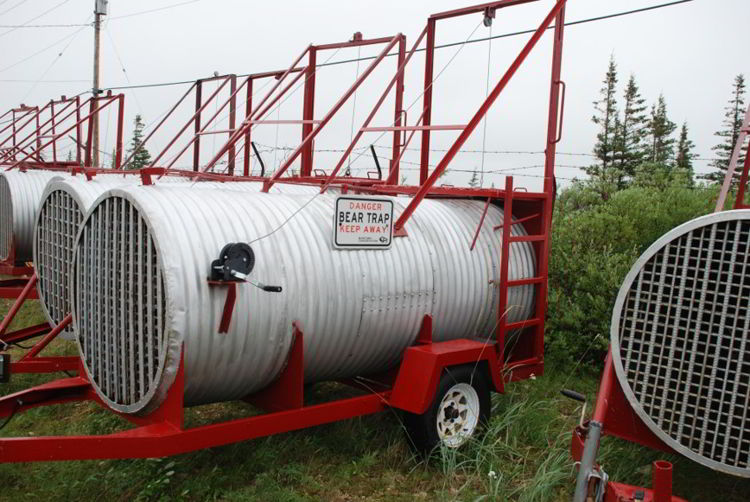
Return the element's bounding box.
[1,0,747,189]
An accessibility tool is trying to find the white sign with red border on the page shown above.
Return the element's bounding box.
[333,196,393,249]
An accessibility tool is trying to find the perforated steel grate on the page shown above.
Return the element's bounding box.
[613,212,750,476]
[74,196,166,412]
[35,189,82,330]
[0,176,12,261]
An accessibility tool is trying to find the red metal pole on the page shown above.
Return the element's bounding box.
[193,79,203,172]
[430,1,537,21]
[265,34,402,190]
[543,3,566,196]
[85,98,95,166]
[497,177,512,352]
[34,106,41,153]
[391,35,407,182]
[10,109,17,161]
[75,96,82,165]
[394,0,567,232]
[652,460,673,502]
[0,274,37,337]
[301,47,317,177]
[385,109,427,185]
[114,94,125,170]
[419,19,436,184]
[228,75,237,175]
[50,101,58,164]
[734,145,750,209]
[534,2,566,360]
[19,314,72,361]
[243,78,253,176]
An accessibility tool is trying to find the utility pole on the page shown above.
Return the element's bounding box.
[92,0,108,167]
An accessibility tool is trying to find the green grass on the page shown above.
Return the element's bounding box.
[1,301,749,501]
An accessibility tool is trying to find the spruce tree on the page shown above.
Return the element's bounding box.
[468,169,480,188]
[703,74,747,184]
[124,114,151,170]
[675,122,695,184]
[613,74,648,183]
[587,56,619,180]
[645,95,676,165]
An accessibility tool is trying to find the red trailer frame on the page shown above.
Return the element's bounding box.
[569,352,687,502]
[1,0,567,463]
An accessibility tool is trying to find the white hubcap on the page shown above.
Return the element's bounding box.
[436,382,480,448]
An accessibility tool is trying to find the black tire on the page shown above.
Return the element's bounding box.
[403,364,491,456]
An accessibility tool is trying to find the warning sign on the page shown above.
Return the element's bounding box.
[333,196,393,249]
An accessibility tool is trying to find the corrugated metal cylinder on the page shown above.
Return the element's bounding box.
[34,175,317,335]
[0,170,70,262]
[71,185,536,415]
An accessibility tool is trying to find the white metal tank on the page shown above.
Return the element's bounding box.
[33,175,318,336]
[71,185,536,415]
[0,169,70,262]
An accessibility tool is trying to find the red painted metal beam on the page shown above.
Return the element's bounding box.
[429,0,538,20]
[11,356,79,374]
[8,94,122,171]
[361,124,465,132]
[0,277,38,299]
[394,0,567,232]
[0,322,50,345]
[0,273,38,338]
[264,34,402,191]
[0,391,389,462]
[321,30,423,193]
[19,314,71,361]
[301,47,316,177]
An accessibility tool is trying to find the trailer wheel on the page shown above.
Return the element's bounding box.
[403,365,491,455]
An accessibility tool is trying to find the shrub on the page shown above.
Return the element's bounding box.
[545,179,718,365]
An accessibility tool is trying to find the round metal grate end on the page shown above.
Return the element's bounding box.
[72,195,167,414]
[612,210,750,477]
[0,176,13,261]
[34,188,84,332]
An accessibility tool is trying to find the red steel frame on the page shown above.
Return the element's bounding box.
[1,0,568,463]
[0,93,126,374]
[570,352,687,502]
[1,93,124,172]
[0,96,83,168]
[0,105,39,165]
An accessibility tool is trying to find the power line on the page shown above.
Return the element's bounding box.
[0,23,88,73]
[0,22,90,28]
[0,0,72,39]
[98,0,695,93]
[18,15,91,104]
[0,0,30,17]
[108,0,202,21]
[0,78,88,83]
